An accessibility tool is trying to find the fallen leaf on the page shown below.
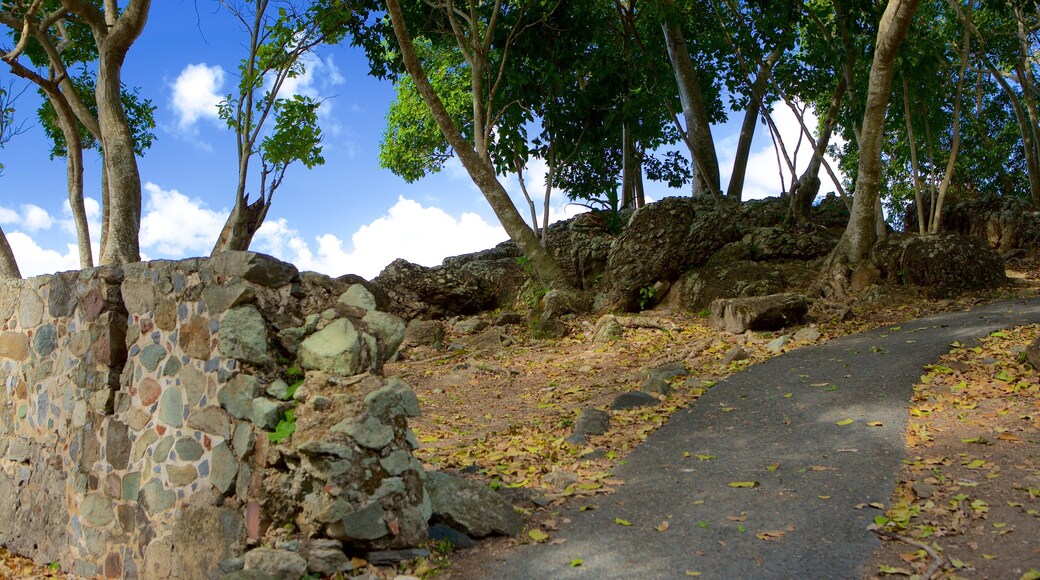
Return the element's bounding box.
[877,564,912,576]
[528,529,549,542]
[867,421,883,427]
[998,433,1022,442]
[766,463,780,472]
[685,572,702,577]
[818,495,831,500]
[728,481,759,488]
[725,514,748,522]
[615,518,632,526]
[656,520,670,532]
[696,454,716,461]
[783,392,793,398]
[755,530,785,541]
[570,559,583,567]
[836,418,854,426]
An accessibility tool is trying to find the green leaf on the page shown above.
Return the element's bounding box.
[728,481,759,488]
[836,419,854,426]
[696,454,716,461]
[615,518,632,526]
[267,408,296,443]
[570,559,583,567]
[528,529,549,542]
[697,520,708,529]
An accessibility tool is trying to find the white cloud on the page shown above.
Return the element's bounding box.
[0,205,17,224]
[171,63,226,131]
[139,182,228,256]
[253,196,507,279]
[6,231,81,277]
[22,204,54,231]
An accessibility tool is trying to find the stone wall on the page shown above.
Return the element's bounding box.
[0,252,426,579]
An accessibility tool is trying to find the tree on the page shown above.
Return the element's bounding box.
[378,0,579,295]
[211,0,347,255]
[829,0,920,272]
[0,82,26,278]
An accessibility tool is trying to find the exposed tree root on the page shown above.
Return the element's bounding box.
[872,529,944,579]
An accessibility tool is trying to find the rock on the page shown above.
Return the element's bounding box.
[140,344,168,372]
[142,505,246,579]
[210,442,239,494]
[202,283,255,316]
[33,325,57,357]
[105,420,131,470]
[331,415,394,450]
[922,195,1040,252]
[542,470,579,490]
[1027,336,1040,371]
[611,391,661,410]
[298,318,362,376]
[340,284,377,311]
[710,293,809,334]
[174,438,205,461]
[365,549,431,566]
[251,398,284,430]
[647,361,689,382]
[913,482,938,499]
[722,345,749,364]
[326,501,388,542]
[428,524,476,549]
[266,379,291,400]
[766,335,791,353]
[873,234,1006,297]
[158,387,185,428]
[402,320,444,348]
[81,493,115,527]
[573,408,610,436]
[219,374,261,421]
[850,262,881,293]
[0,332,28,361]
[186,407,232,440]
[178,316,212,361]
[362,310,407,361]
[140,479,175,514]
[454,317,488,335]
[591,315,622,343]
[493,312,524,326]
[219,306,268,365]
[564,432,588,445]
[674,261,787,311]
[243,548,307,578]
[374,259,494,319]
[365,378,421,418]
[640,376,671,396]
[793,327,822,342]
[307,546,352,576]
[211,251,299,288]
[425,471,523,537]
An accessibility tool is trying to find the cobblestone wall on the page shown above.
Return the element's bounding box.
[0,252,424,579]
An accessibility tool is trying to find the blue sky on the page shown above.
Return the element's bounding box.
[0,2,833,279]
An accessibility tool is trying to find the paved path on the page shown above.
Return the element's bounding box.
[460,298,1040,579]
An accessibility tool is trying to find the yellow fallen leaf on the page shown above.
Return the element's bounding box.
[867,421,883,427]
[766,463,780,472]
[656,520,670,532]
[696,454,716,461]
[756,530,785,541]
[528,529,549,542]
[685,572,702,577]
[836,418,854,426]
[818,495,831,500]
[615,518,632,526]
[728,481,759,488]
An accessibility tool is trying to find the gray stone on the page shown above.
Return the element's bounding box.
[122,472,141,501]
[647,361,689,382]
[327,501,388,542]
[186,407,232,440]
[794,327,822,342]
[153,435,174,462]
[162,356,182,377]
[266,379,290,400]
[365,377,421,418]
[140,344,168,372]
[454,317,488,335]
[180,364,207,406]
[142,505,246,580]
[251,398,283,430]
[640,376,671,396]
[219,374,261,420]
[219,306,268,365]
[18,288,44,327]
[140,479,175,514]
[298,318,361,376]
[379,450,415,476]
[710,293,809,334]
[573,408,610,436]
[766,335,792,353]
[365,548,430,566]
[232,423,256,460]
[592,315,623,343]
[543,470,579,490]
[158,387,184,428]
[80,493,115,527]
[493,312,524,326]
[611,391,661,410]
[428,524,476,549]
[1028,335,1040,371]
[339,284,377,311]
[297,440,354,459]
[565,432,588,446]
[722,345,750,364]
[167,464,198,487]
[33,324,57,357]
[402,319,444,348]
[48,272,78,317]
[210,251,299,288]
[307,547,352,576]
[425,471,522,537]
[105,420,131,470]
[362,311,406,361]
[210,442,239,494]
[174,437,205,461]
[203,283,255,316]
[331,415,394,450]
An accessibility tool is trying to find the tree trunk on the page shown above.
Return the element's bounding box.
[96,53,142,265]
[902,76,926,234]
[831,0,920,268]
[212,196,270,254]
[0,225,21,279]
[788,78,846,225]
[384,0,576,294]
[658,0,721,199]
[48,92,93,269]
[928,14,970,234]
[622,119,638,208]
[728,47,783,201]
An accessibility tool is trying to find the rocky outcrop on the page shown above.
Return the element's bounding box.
[909,196,1040,253]
[373,259,496,320]
[672,261,786,311]
[425,471,522,538]
[872,234,1006,297]
[710,293,809,334]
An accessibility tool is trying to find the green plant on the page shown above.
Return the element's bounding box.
[697,308,711,318]
[515,255,534,277]
[268,408,297,443]
[637,284,656,310]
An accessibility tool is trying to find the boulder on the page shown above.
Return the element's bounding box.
[873,234,1006,297]
[591,315,623,343]
[674,261,786,312]
[373,259,494,319]
[606,197,741,309]
[573,408,610,436]
[1027,335,1040,371]
[710,293,809,334]
[742,226,838,261]
[298,318,362,376]
[210,251,299,288]
[402,320,444,348]
[424,471,522,538]
[611,391,661,410]
[915,195,1040,253]
[243,548,307,578]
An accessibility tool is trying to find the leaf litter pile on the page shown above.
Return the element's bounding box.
[867,324,1040,579]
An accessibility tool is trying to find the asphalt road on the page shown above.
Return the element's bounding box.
[460,298,1040,579]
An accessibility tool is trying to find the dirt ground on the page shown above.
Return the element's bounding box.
[4,258,1040,579]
